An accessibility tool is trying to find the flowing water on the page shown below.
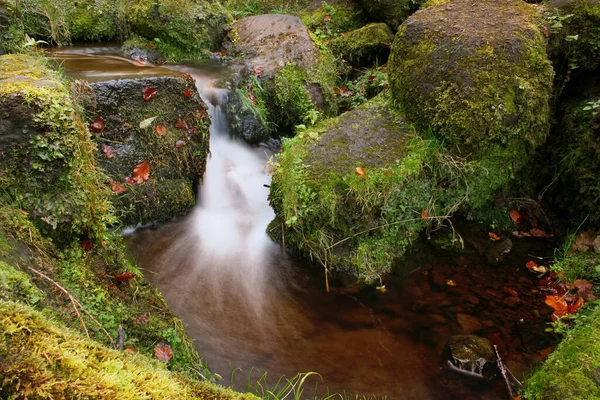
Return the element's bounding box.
[50,45,558,399]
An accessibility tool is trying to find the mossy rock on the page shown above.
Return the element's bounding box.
[0,54,113,242]
[356,0,415,30]
[81,75,210,226]
[329,22,394,67]
[301,0,366,39]
[389,0,554,154]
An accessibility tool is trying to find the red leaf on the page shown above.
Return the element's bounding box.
[526,260,538,269]
[567,297,585,314]
[530,228,552,238]
[509,210,523,224]
[251,65,264,77]
[421,209,428,219]
[334,86,353,97]
[175,140,186,148]
[539,276,554,287]
[156,125,167,136]
[89,118,105,134]
[125,177,135,185]
[368,75,376,83]
[182,89,193,98]
[489,232,501,241]
[143,87,157,101]
[175,119,189,131]
[503,286,519,297]
[131,162,150,184]
[102,143,114,158]
[182,73,193,80]
[115,271,135,281]
[80,239,93,252]
[111,182,127,194]
[573,279,598,302]
[545,295,568,316]
[154,342,173,362]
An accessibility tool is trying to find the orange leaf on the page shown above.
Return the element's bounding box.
[102,143,114,158]
[115,271,135,281]
[421,209,428,219]
[175,119,189,131]
[124,345,138,354]
[526,260,538,269]
[156,125,167,136]
[567,297,585,314]
[154,342,173,362]
[530,228,551,238]
[355,166,366,178]
[503,286,518,297]
[131,162,150,184]
[509,210,522,223]
[182,88,193,98]
[111,182,127,194]
[89,118,105,134]
[545,295,568,314]
[489,232,501,241]
[143,87,157,101]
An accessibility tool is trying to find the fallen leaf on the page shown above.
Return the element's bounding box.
[154,342,173,362]
[567,297,585,314]
[532,265,548,275]
[102,143,114,158]
[251,65,264,76]
[503,286,519,297]
[111,182,127,194]
[355,166,366,178]
[156,125,167,136]
[139,116,158,129]
[539,276,554,287]
[182,88,193,98]
[175,118,189,131]
[115,271,135,281]
[175,140,186,148]
[510,210,523,224]
[134,314,150,325]
[368,75,376,83]
[131,162,150,184]
[573,279,598,302]
[334,86,353,97]
[526,260,538,269]
[555,282,570,296]
[19,209,29,216]
[125,177,135,184]
[324,14,331,22]
[182,73,193,80]
[89,118,105,134]
[187,127,196,134]
[573,230,596,252]
[80,239,93,252]
[194,108,205,118]
[124,346,138,354]
[530,228,552,238]
[545,295,568,317]
[446,279,456,287]
[143,87,157,101]
[489,232,501,241]
[421,209,428,219]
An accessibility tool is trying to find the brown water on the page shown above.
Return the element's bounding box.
[50,45,558,399]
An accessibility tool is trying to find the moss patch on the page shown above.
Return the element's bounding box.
[329,23,394,67]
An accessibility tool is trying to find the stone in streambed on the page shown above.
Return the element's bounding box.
[443,334,498,380]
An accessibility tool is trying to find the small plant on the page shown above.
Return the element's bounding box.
[583,99,600,113]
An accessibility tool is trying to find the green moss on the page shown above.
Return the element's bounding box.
[329,23,394,67]
[301,1,366,40]
[0,300,258,399]
[0,262,43,305]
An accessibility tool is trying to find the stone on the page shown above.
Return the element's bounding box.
[456,313,483,334]
[485,238,513,265]
[443,334,498,380]
[329,23,394,67]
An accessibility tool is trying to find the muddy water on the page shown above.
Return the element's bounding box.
[50,46,558,399]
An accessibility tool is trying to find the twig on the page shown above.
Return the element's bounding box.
[116,325,126,350]
[494,344,515,399]
[26,266,116,348]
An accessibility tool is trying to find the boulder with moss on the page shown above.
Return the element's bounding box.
[79,74,211,226]
[224,14,339,142]
[0,54,112,242]
[330,22,394,67]
[301,0,366,40]
[389,0,554,155]
[356,0,415,30]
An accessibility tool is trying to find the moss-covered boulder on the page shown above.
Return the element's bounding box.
[389,0,554,154]
[0,54,112,242]
[330,22,394,67]
[356,0,414,30]
[81,75,211,226]
[1,0,230,61]
[301,0,366,40]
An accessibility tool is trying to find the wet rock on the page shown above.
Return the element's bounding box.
[443,334,498,380]
[82,75,210,226]
[123,45,165,65]
[485,239,512,265]
[456,313,483,334]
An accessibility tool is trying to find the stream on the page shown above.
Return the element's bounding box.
[50,45,558,400]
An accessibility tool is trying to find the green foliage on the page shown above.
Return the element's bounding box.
[225,0,309,19]
[338,67,388,110]
[302,1,366,41]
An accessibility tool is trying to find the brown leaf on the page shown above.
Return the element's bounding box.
[368,75,376,83]
[154,342,173,362]
[187,127,196,134]
[131,162,150,184]
[19,209,29,216]
[111,182,127,194]
[530,228,552,238]
[355,166,366,178]
[323,14,331,22]
[567,297,585,314]
[115,271,135,281]
[89,118,105,134]
[573,230,596,252]
[134,314,150,325]
[175,119,189,131]
[125,177,135,185]
[124,346,138,354]
[156,125,167,136]
[143,87,157,101]
[509,210,523,224]
[80,239,93,252]
[102,143,114,158]
[503,286,518,297]
[421,209,428,219]
[175,140,186,148]
[593,235,600,253]
[545,295,568,319]
[251,65,264,77]
[573,279,597,302]
[489,232,501,241]
[334,86,353,97]
[182,88,193,98]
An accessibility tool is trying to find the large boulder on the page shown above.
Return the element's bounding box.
[80,75,211,226]
[356,0,414,30]
[329,22,394,67]
[389,0,554,154]
[0,54,112,242]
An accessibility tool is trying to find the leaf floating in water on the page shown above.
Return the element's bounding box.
[509,210,523,224]
[175,140,186,148]
[175,118,189,131]
[115,271,135,281]
[525,260,538,269]
[156,125,167,136]
[111,182,127,194]
[89,118,105,134]
[139,116,158,129]
[130,161,150,184]
[182,88,193,98]
[102,143,114,158]
[154,342,173,362]
[489,232,501,241]
[530,228,552,238]
[143,87,157,101]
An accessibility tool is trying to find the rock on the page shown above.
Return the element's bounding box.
[0,54,111,241]
[356,0,414,30]
[485,238,512,265]
[81,75,210,226]
[330,23,394,67]
[122,43,165,65]
[443,334,498,380]
[389,0,554,153]
[503,296,522,309]
[226,14,320,78]
[456,313,483,334]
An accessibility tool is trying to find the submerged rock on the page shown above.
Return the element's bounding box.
[443,335,498,380]
[81,75,210,226]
